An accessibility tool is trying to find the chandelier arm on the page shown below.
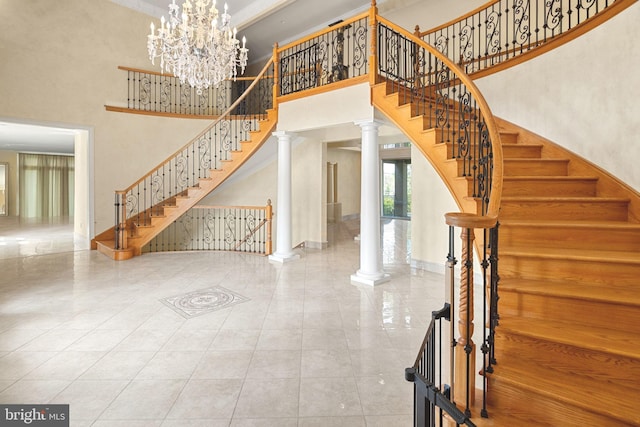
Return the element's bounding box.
[148,0,248,94]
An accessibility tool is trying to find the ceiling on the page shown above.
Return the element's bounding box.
[0,121,77,155]
[115,0,410,64]
[0,0,413,155]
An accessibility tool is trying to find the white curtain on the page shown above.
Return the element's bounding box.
[19,153,74,218]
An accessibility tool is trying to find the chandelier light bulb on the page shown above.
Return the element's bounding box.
[147,0,249,94]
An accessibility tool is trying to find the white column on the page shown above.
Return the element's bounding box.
[351,119,389,286]
[269,131,300,263]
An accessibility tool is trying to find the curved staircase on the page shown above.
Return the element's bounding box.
[372,79,640,425]
[94,109,277,260]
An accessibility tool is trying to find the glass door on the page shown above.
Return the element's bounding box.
[382,159,411,218]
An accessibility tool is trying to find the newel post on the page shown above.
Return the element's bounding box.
[456,225,476,415]
[115,191,128,250]
[413,25,422,90]
[444,212,497,417]
[369,0,378,87]
[272,43,279,110]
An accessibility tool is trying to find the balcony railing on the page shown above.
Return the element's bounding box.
[417,0,631,77]
[276,14,370,97]
[144,201,273,255]
[115,66,258,117]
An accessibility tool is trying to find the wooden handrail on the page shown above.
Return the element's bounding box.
[117,57,275,195]
[415,0,638,82]
[117,65,257,81]
[416,0,500,37]
[376,15,504,225]
[192,204,271,210]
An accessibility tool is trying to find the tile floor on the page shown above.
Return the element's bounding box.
[0,217,447,426]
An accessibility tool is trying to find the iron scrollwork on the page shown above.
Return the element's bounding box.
[352,25,368,72]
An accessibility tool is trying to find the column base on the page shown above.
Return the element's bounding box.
[269,252,301,263]
[350,271,390,286]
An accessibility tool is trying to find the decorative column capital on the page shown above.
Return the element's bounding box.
[272,130,296,140]
[354,119,384,130]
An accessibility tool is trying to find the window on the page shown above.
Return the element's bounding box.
[382,159,411,218]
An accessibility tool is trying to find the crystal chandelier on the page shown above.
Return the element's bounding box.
[147,0,249,94]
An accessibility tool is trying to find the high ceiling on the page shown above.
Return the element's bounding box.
[0,0,413,155]
[115,0,408,64]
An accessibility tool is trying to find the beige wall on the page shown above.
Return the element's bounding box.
[382,0,487,32]
[0,0,209,234]
[326,148,361,218]
[409,145,459,270]
[0,151,19,217]
[202,136,327,249]
[476,3,640,192]
[73,131,90,238]
[292,138,326,247]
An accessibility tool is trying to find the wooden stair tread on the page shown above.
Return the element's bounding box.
[487,363,640,424]
[504,158,567,162]
[499,277,640,306]
[501,196,629,202]
[95,239,116,249]
[502,175,598,181]
[498,317,640,360]
[500,218,640,228]
[501,245,640,264]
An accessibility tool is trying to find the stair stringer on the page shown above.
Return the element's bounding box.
[95,109,278,259]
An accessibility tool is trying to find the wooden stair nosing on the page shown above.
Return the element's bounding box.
[436,142,541,159]
[496,317,640,361]
[499,277,640,307]
[499,218,640,229]
[500,245,640,265]
[501,195,630,203]
[95,240,135,260]
[495,328,640,394]
[486,363,640,425]
[499,281,640,336]
[499,197,630,221]
[485,375,622,427]
[498,219,640,251]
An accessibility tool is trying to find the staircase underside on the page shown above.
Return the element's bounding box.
[372,79,640,426]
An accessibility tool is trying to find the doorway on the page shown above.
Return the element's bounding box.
[382,159,411,219]
[0,119,93,254]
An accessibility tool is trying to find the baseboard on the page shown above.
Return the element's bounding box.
[410,259,446,275]
[304,240,328,249]
[410,258,484,283]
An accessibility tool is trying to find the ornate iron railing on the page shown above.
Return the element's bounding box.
[144,201,272,255]
[118,66,253,116]
[418,0,626,76]
[406,220,499,425]
[375,15,503,423]
[405,304,476,427]
[377,20,501,216]
[277,14,369,96]
[114,61,275,250]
